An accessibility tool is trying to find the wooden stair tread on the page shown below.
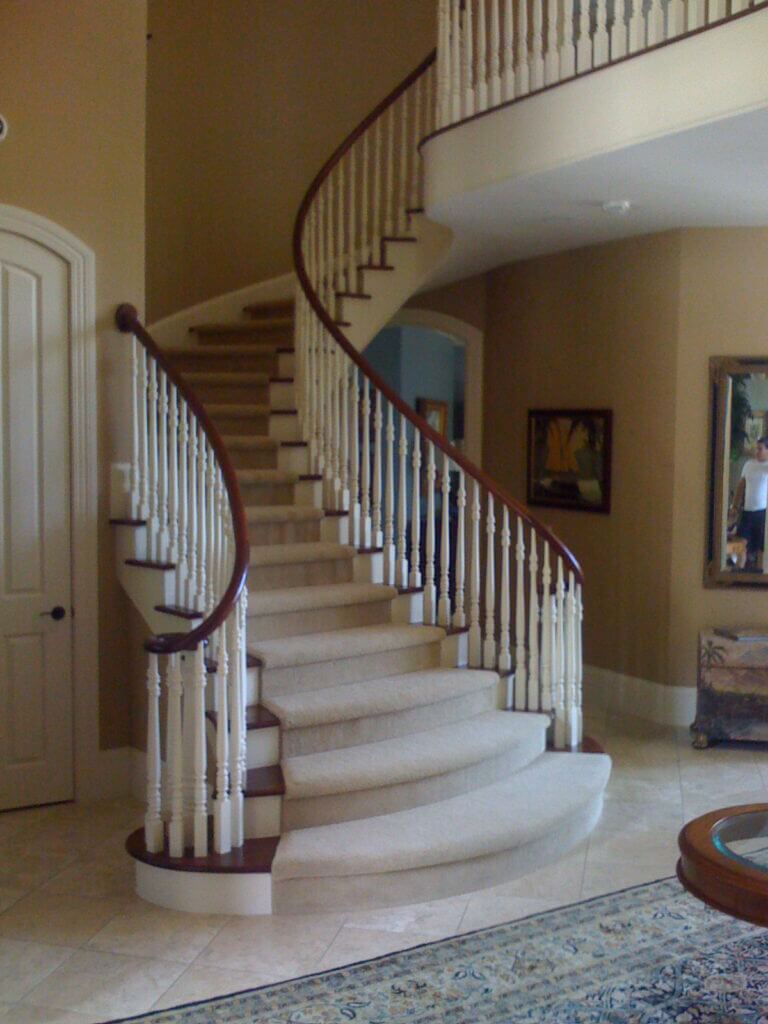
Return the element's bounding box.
[206,704,281,732]
[336,291,372,300]
[357,263,395,271]
[244,764,285,797]
[109,517,146,527]
[382,235,418,243]
[154,604,203,620]
[125,558,175,571]
[126,828,279,874]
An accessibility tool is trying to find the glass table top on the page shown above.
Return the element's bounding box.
[712,810,768,873]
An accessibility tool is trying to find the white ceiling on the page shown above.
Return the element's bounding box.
[421,104,768,290]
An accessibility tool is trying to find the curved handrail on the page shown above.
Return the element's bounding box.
[292,51,583,585]
[115,303,249,653]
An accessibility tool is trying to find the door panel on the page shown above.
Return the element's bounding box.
[0,233,73,809]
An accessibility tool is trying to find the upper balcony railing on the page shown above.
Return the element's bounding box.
[436,0,766,133]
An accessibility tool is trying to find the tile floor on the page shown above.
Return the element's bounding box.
[0,711,766,1022]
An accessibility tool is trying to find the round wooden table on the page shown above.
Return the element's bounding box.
[678,803,768,927]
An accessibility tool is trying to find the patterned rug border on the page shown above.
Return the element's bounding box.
[108,874,679,1024]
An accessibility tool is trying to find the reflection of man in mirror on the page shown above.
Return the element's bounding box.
[731,436,768,570]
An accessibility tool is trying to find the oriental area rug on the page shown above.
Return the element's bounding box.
[113,878,768,1023]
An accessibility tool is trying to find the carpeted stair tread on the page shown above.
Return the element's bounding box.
[249,541,355,567]
[223,435,279,450]
[236,468,298,484]
[165,345,286,357]
[281,711,548,799]
[264,668,499,730]
[249,623,444,669]
[183,371,270,384]
[245,504,324,523]
[207,403,271,417]
[249,581,397,617]
[272,751,612,879]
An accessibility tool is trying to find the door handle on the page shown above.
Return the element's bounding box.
[40,605,66,621]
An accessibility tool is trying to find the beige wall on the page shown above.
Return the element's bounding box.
[669,229,768,690]
[0,0,147,749]
[408,273,488,334]
[147,0,436,321]
[482,235,682,685]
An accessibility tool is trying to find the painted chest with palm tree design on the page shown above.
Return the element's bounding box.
[692,629,768,748]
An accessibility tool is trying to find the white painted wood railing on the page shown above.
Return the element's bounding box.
[293,54,585,749]
[116,305,250,859]
[436,0,763,130]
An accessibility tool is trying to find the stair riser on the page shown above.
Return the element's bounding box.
[197,328,293,346]
[238,482,295,506]
[260,641,442,697]
[277,445,310,475]
[194,382,270,404]
[283,734,547,830]
[209,413,269,436]
[247,519,322,546]
[269,381,295,408]
[170,352,281,373]
[248,598,393,642]
[229,448,279,471]
[282,686,499,757]
[248,557,354,591]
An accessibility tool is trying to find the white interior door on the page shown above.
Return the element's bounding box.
[0,231,73,810]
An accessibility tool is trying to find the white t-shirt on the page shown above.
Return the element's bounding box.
[741,459,768,511]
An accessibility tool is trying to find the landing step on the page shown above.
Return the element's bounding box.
[248,581,396,618]
[126,829,279,874]
[250,622,444,670]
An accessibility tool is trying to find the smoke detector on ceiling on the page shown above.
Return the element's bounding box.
[601,199,633,216]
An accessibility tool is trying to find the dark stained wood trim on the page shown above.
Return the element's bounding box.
[270,408,298,416]
[357,546,383,554]
[444,625,469,636]
[109,517,147,527]
[269,376,295,383]
[126,827,279,873]
[155,604,204,620]
[115,305,249,655]
[580,735,605,754]
[397,585,424,595]
[299,473,322,481]
[336,291,372,300]
[291,49,584,585]
[243,764,285,798]
[323,509,349,517]
[207,704,280,731]
[125,558,175,571]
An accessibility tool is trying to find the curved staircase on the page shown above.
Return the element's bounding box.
[113,43,611,915]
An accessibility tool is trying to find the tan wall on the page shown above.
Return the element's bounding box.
[482,234,682,685]
[147,0,436,321]
[0,0,147,749]
[408,273,488,333]
[669,229,768,689]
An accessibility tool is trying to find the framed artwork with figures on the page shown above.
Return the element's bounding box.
[527,408,612,514]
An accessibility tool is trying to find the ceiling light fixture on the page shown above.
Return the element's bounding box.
[601,199,633,216]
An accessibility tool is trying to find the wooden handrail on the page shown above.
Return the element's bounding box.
[115,303,250,654]
[291,51,584,585]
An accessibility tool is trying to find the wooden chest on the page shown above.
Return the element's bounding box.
[692,629,768,748]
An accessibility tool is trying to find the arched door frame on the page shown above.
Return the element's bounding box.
[388,308,484,465]
[0,204,102,802]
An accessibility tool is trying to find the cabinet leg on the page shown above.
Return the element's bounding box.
[692,730,710,750]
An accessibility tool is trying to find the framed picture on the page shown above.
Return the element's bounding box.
[527,408,612,514]
[416,398,448,438]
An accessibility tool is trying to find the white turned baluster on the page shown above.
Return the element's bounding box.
[423,442,437,623]
[516,0,530,94]
[186,410,198,609]
[489,0,502,106]
[131,338,141,518]
[348,145,357,285]
[530,0,544,89]
[144,652,164,853]
[324,336,335,507]
[575,581,584,747]
[565,569,580,749]
[593,0,609,65]
[610,0,628,60]
[410,73,423,210]
[527,530,540,711]
[666,0,685,36]
[438,453,451,627]
[540,542,553,719]
[372,117,383,256]
[361,377,372,547]
[453,469,466,629]
[399,91,409,235]
[372,390,383,546]
[148,360,159,558]
[205,442,216,613]
[385,105,396,238]
[333,350,344,509]
[228,593,245,848]
[196,427,207,611]
[577,0,592,70]
[397,414,409,588]
[499,506,512,676]
[514,518,527,709]
[451,0,462,122]
[483,494,497,668]
[476,0,488,111]
[502,0,515,100]
[462,0,475,116]
[409,432,422,589]
[191,644,208,856]
[158,371,170,559]
[545,0,559,83]
[349,368,361,546]
[177,400,189,603]
[168,383,180,568]
[339,355,349,511]
[383,403,396,584]
[336,160,345,291]
[166,652,184,857]
[213,622,231,854]
[708,0,727,21]
[560,0,577,77]
[730,0,748,14]
[438,0,451,126]
[361,130,370,266]
[628,0,645,52]
[646,0,664,45]
[468,481,482,666]
[553,556,566,749]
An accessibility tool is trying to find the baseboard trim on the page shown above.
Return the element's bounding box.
[584,664,696,728]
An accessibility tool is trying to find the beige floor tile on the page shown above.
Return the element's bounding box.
[88,904,228,963]
[0,893,127,948]
[458,894,561,933]
[481,844,588,901]
[0,844,79,893]
[0,890,24,915]
[41,853,136,901]
[21,950,185,1019]
[582,830,678,898]
[0,939,74,1001]
[593,795,683,836]
[316,926,435,972]
[682,787,768,822]
[195,913,345,978]
[341,895,469,938]
[0,1004,102,1024]
[150,965,267,1011]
